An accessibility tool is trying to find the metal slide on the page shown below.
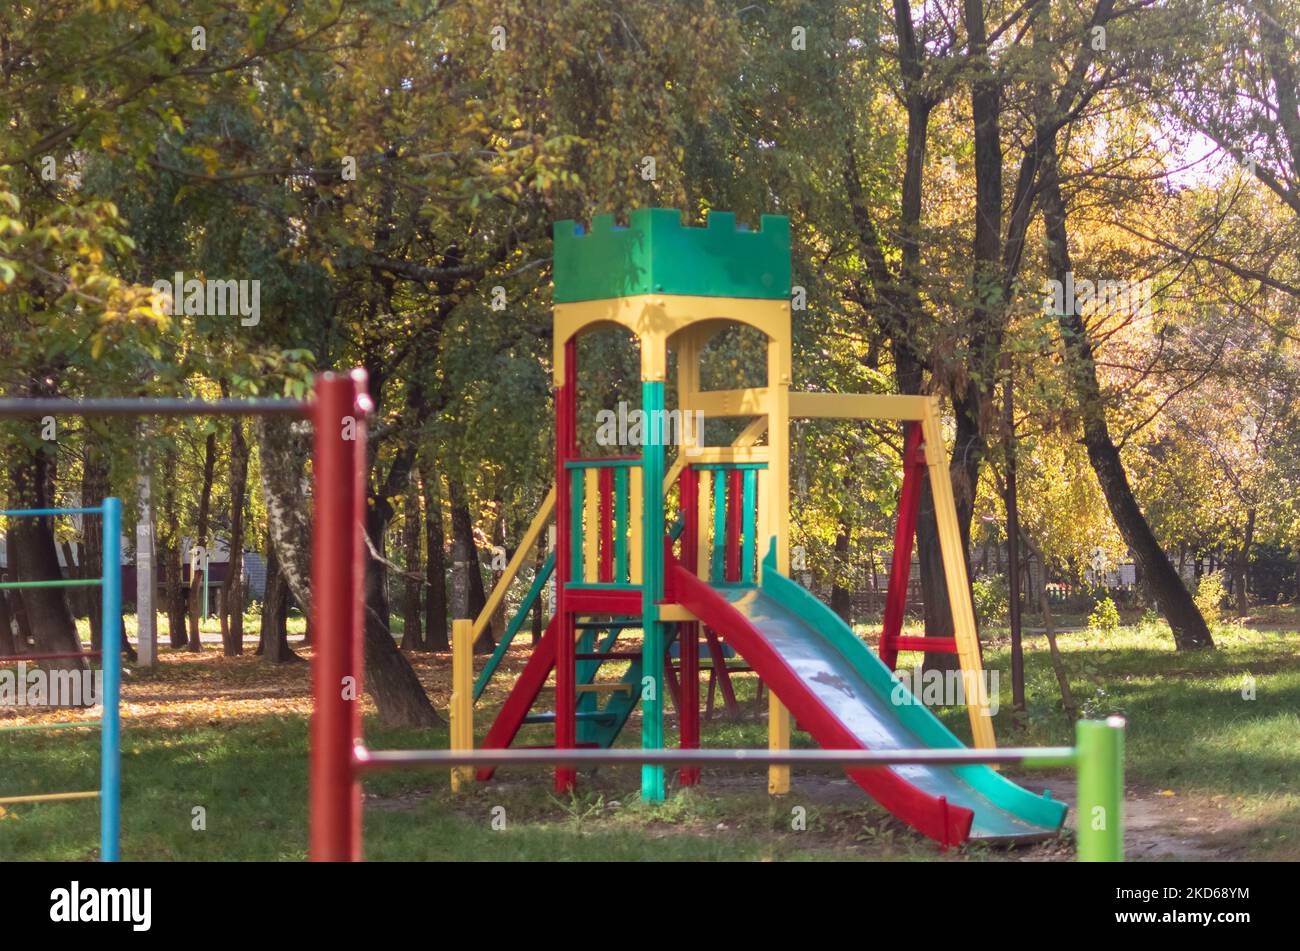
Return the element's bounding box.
[669,557,1068,846]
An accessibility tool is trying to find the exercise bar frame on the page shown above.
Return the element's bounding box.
[0,498,122,861]
[0,387,310,862]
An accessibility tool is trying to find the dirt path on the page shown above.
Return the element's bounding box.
[1032,776,1249,861]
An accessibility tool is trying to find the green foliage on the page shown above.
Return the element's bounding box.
[1195,571,1228,626]
[1087,596,1121,635]
[971,574,1009,627]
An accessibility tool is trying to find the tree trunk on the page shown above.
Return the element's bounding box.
[423,469,449,651]
[160,450,187,648]
[253,415,313,606]
[8,441,86,691]
[187,430,217,652]
[135,472,158,668]
[1235,508,1255,615]
[224,414,249,656]
[1020,531,1077,719]
[401,474,424,650]
[258,541,300,663]
[1040,153,1213,649]
[0,577,17,656]
[531,527,546,644]
[81,443,109,649]
[5,526,35,649]
[830,522,852,623]
[362,468,440,724]
[449,477,491,652]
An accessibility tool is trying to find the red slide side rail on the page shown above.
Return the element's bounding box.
[668,560,973,847]
[476,617,559,782]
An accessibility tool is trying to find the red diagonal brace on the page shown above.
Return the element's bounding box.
[879,423,925,671]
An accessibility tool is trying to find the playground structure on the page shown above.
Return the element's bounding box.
[0,211,1123,862]
[309,209,1122,860]
[0,498,122,861]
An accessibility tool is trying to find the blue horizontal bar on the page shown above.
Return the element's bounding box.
[0,507,104,517]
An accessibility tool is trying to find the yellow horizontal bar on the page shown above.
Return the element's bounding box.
[0,790,99,805]
[788,392,932,421]
[688,388,769,417]
[686,446,769,465]
[657,604,696,622]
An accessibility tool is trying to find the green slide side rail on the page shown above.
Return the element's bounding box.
[474,551,554,701]
[758,547,1067,831]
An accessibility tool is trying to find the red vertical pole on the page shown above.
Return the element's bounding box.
[880,423,923,671]
[309,371,365,861]
[554,339,578,793]
[724,468,742,582]
[678,464,701,785]
[598,467,614,583]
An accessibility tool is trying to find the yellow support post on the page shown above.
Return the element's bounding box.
[628,465,644,584]
[0,790,99,805]
[696,469,713,578]
[450,618,474,792]
[765,316,793,795]
[583,467,600,582]
[919,399,996,749]
[472,487,555,647]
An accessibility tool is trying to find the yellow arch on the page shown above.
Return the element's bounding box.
[553,294,791,384]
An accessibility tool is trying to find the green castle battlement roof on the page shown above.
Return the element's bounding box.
[553,208,790,303]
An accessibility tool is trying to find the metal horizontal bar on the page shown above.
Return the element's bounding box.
[0,790,100,805]
[353,746,1078,772]
[0,578,101,590]
[0,507,103,516]
[0,650,100,662]
[0,398,307,418]
[0,719,100,734]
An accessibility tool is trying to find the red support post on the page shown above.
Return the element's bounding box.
[309,370,368,861]
[553,339,578,793]
[879,423,924,671]
[598,467,614,583]
[724,468,742,583]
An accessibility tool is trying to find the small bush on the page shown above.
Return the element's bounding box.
[1087,596,1120,634]
[1194,570,1228,626]
[971,574,1008,626]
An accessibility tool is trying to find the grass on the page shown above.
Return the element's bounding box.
[0,610,1296,860]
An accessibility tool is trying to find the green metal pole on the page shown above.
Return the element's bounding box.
[640,381,665,802]
[1076,716,1125,862]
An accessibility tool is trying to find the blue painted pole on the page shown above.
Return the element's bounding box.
[100,497,122,862]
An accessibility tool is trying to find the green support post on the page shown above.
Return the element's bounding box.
[570,468,585,581]
[710,473,726,583]
[741,468,757,583]
[1075,716,1125,862]
[640,381,666,801]
[613,467,629,583]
